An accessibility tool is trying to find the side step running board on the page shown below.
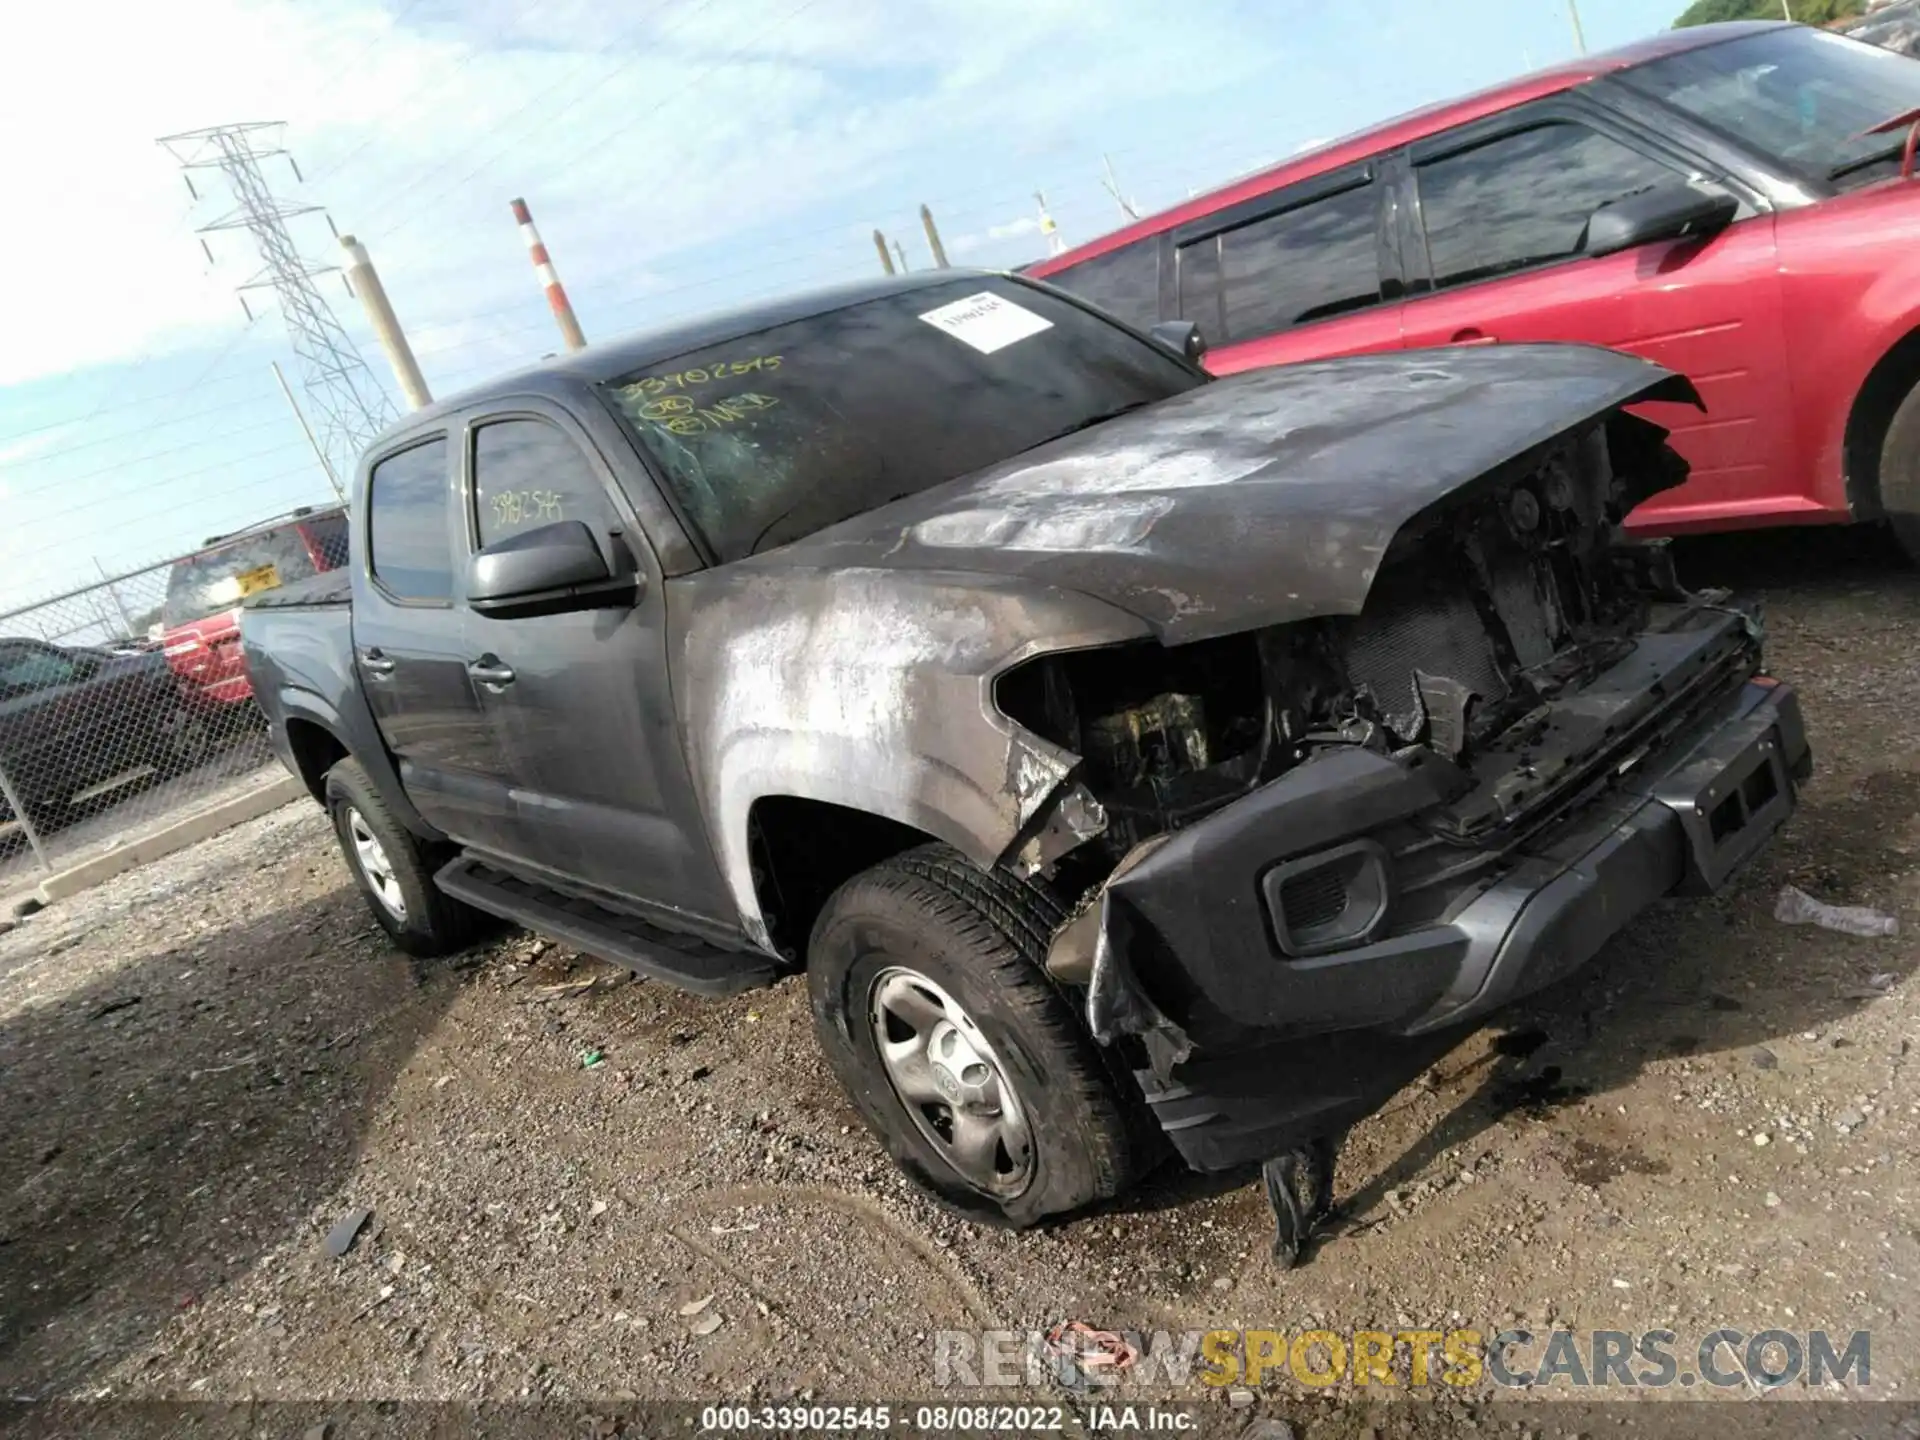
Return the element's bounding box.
[435,855,782,998]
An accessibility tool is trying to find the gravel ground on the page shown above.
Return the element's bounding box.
[1,529,1915,1426]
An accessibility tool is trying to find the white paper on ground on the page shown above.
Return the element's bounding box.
[918,291,1053,354]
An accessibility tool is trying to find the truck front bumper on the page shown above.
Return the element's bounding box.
[1076,674,1808,1173]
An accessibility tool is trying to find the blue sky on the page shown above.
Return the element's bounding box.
[0,0,1685,614]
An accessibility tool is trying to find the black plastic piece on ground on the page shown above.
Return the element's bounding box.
[434,855,780,997]
[1262,1137,1338,1269]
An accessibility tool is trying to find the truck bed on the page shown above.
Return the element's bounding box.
[246,572,352,610]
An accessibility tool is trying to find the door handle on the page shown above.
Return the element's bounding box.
[467,656,516,688]
[1448,327,1499,346]
[359,649,396,676]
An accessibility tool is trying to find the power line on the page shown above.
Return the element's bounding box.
[368,0,729,244]
[158,121,399,484]
[303,0,637,199]
[4,107,1292,458]
[12,112,1280,508]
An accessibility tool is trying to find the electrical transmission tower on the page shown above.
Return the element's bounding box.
[158,122,397,485]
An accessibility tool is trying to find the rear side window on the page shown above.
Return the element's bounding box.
[368,438,452,601]
[306,511,350,570]
[1416,122,1680,289]
[471,419,618,549]
[1180,181,1382,342]
[1046,240,1159,329]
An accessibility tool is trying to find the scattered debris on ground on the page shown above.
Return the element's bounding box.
[1774,883,1901,937]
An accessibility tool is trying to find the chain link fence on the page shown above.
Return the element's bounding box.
[0,506,348,892]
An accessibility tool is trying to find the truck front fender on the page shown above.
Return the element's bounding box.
[669,566,1149,949]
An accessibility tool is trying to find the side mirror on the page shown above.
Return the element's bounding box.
[468,520,637,619]
[1150,320,1209,364]
[1583,183,1737,258]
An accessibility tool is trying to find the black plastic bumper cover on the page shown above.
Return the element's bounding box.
[1101,676,1807,1172]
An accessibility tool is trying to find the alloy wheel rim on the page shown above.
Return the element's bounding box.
[346,808,407,920]
[867,965,1034,1198]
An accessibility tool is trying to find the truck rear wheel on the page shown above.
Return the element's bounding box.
[1878,381,1920,564]
[806,843,1143,1226]
[324,757,481,957]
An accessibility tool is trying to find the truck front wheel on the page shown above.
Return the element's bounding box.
[324,757,480,957]
[807,844,1144,1226]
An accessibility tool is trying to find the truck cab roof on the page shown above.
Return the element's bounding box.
[375,272,989,452]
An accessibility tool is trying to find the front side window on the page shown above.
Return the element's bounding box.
[367,438,452,601]
[1180,181,1382,342]
[1416,122,1680,289]
[1623,27,1920,192]
[472,419,618,549]
[1046,241,1160,329]
[601,279,1201,564]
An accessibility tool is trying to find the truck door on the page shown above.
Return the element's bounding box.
[355,434,515,850]
[1396,102,1794,530]
[455,406,735,926]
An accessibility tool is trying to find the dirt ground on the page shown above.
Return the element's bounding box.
[2,529,1916,1427]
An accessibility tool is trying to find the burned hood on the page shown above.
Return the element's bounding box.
[751,344,1698,644]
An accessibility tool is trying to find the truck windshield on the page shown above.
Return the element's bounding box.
[600,278,1202,562]
[1622,27,1920,192]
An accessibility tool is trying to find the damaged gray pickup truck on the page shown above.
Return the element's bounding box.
[241,271,1808,1264]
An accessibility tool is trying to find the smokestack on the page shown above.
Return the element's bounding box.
[510,197,587,352]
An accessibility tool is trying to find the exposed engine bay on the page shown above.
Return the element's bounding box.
[997,412,1761,886]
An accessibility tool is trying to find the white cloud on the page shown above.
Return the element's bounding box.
[0,428,74,470]
[0,0,1273,389]
[949,214,1042,257]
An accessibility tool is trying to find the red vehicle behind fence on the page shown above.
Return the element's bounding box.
[158,506,349,708]
[1030,21,1920,559]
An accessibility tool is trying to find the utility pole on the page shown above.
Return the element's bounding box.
[158,122,397,483]
[873,229,895,275]
[92,559,136,636]
[1781,0,1794,17]
[0,757,49,873]
[1036,192,1067,257]
[1566,0,1587,54]
[272,360,346,503]
[920,204,950,268]
[1101,155,1140,221]
[510,197,587,351]
[340,236,431,410]
[892,239,910,273]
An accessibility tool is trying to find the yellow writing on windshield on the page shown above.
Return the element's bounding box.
[652,392,780,437]
[634,355,782,397]
[490,488,565,530]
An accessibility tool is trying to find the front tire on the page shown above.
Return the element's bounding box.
[324,757,480,957]
[1877,381,1920,564]
[807,844,1143,1226]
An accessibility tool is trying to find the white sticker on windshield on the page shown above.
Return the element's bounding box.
[918,291,1053,354]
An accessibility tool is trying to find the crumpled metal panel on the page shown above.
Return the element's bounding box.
[669,567,1149,947]
[745,345,1699,644]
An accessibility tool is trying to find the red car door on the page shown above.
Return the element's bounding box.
[1397,104,1795,533]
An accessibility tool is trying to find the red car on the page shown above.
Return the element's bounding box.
[158,506,349,708]
[1031,21,1920,559]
